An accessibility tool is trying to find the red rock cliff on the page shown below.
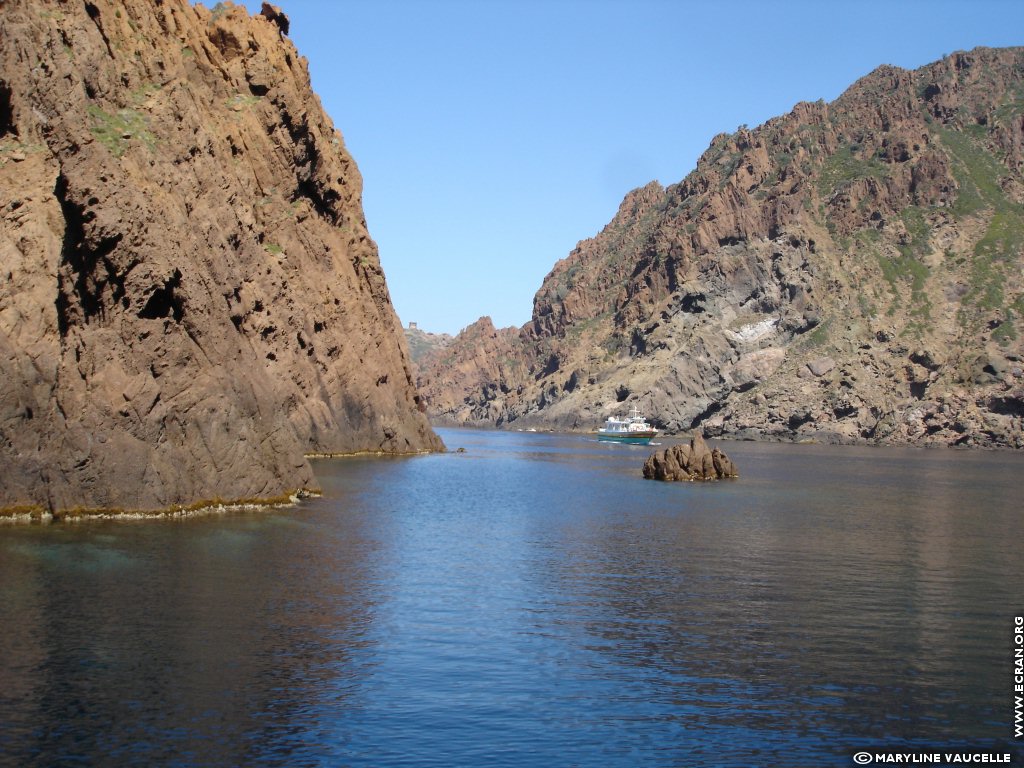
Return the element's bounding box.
[0,0,442,516]
[418,47,1024,448]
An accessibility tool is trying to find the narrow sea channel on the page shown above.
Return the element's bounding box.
[1,429,1022,766]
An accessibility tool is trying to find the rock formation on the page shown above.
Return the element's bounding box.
[417,47,1024,449]
[414,316,523,426]
[0,0,442,517]
[642,434,738,481]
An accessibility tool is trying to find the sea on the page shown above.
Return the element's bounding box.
[1,428,1022,767]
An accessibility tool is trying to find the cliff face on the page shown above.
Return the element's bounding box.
[413,317,523,424]
[0,0,442,515]
[418,47,1024,447]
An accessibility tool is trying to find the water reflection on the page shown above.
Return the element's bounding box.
[0,514,381,766]
[0,432,1022,766]
[524,437,1023,759]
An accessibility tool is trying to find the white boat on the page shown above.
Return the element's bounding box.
[596,406,659,444]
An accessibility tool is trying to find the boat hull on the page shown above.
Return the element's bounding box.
[596,432,657,445]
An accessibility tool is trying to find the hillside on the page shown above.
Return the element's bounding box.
[404,323,453,365]
[0,0,442,517]
[416,47,1024,447]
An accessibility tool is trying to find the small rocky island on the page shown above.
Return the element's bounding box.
[642,434,738,482]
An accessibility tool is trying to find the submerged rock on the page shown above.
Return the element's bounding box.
[642,434,738,482]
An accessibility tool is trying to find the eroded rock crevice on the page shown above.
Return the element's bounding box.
[54,173,125,335]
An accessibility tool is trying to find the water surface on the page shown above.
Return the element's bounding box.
[1,430,1022,766]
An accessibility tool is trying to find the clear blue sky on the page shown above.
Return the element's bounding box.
[240,0,1023,336]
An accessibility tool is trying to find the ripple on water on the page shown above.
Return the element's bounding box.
[0,431,1022,767]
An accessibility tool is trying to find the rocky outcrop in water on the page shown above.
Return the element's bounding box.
[417,47,1024,449]
[642,434,738,482]
[0,0,442,517]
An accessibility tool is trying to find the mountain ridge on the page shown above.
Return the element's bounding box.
[416,46,1024,448]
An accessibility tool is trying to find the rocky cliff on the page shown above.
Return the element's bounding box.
[417,47,1024,448]
[413,316,522,424]
[0,0,442,517]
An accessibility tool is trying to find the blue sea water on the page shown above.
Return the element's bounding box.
[1,429,1022,767]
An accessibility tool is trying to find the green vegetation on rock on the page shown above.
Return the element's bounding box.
[817,144,888,196]
[87,104,156,157]
[938,126,1024,329]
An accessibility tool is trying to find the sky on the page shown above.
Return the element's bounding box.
[239,0,1023,336]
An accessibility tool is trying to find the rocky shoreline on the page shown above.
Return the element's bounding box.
[0,489,324,524]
